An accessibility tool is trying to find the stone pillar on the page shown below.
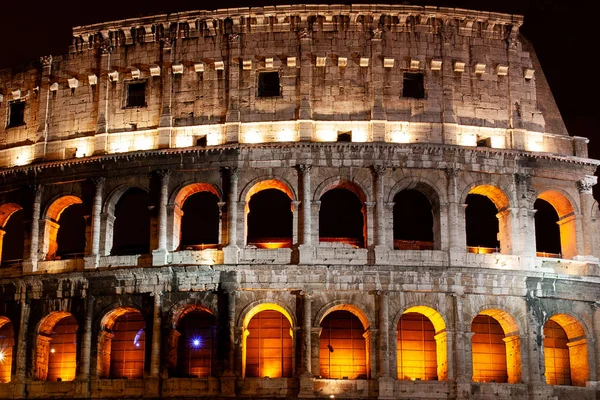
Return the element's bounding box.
[150,292,162,378]
[218,202,226,246]
[299,291,314,398]
[224,167,240,264]
[365,202,375,249]
[79,295,94,380]
[370,28,386,140]
[221,288,237,397]
[23,185,43,273]
[515,173,537,266]
[372,166,389,264]
[377,291,390,377]
[157,39,174,148]
[225,34,241,143]
[503,334,522,384]
[153,170,171,266]
[292,200,301,247]
[85,177,105,269]
[576,176,598,261]
[297,28,314,140]
[15,296,30,387]
[445,168,465,260]
[34,55,53,160]
[94,44,112,154]
[297,165,313,264]
[310,327,322,377]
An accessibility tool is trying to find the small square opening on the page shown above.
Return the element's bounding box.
[196,136,207,147]
[8,101,25,128]
[127,82,146,107]
[477,137,492,148]
[402,73,425,99]
[257,72,280,97]
[337,131,352,142]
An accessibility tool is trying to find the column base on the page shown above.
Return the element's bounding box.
[223,245,240,264]
[298,374,315,398]
[377,376,395,399]
[298,244,314,264]
[373,245,391,265]
[84,255,100,269]
[220,373,237,397]
[152,250,169,266]
[73,379,91,397]
[143,377,160,397]
[21,260,36,274]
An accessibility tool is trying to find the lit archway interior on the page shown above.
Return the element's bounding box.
[534,198,562,258]
[112,188,151,255]
[319,188,365,248]
[465,194,500,252]
[36,313,78,381]
[247,189,293,248]
[245,309,293,378]
[180,192,220,249]
[319,310,368,379]
[99,308,146,379]
[0,203,24,265]
[544,314,589,386]
[175,309,217,377]
[397,306,447,381]
[393,190,434,250]
[536,191,576,259]
[0,317,14,383]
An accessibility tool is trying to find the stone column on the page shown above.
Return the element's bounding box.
[372,166,389,264]
[23,185,43,274]
[292,200,301,247]
[576,176,598,261]
[218,202,226,245]
[85,177,105,269]
[365,202,375,249]
[297,165,313,264]
[445,168,465,260]
[370,28,386,140]
[158,38,174,148]
[220,287,237,396]
[79,295,94,380]
[224,167,240,264]
[15,295,30,386]
[225,34,241,143]
[150,292,162,378]
[35,55,53,160]
[0,229,5,263]
[297,28,314,140]
[301,291,313,376]
[378,291,390,377]
[515,173,537,266]
[153,170,170,266]
[94,44,112,154]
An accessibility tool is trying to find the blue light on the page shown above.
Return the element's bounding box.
[191,337,202,348]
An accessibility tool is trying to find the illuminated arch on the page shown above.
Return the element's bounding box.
[0,203,24,265]
[105,186,151,256]
[35,311,78,381]
[387,177,445,205]
[240,302,295,378]
[97,306,146,379]
[465,184,510,211]
[313,177,368,203]
[44,196,82,222]
[0,316,15,383]
[171,182,221,251]
[42,196,84,260]
[544,313,589,387]
[464,185,511,254]
[314,302,371,329]
[241,178,296,203]
[471,308,522,384]
[395,306,448,381]
[535,190,578,259]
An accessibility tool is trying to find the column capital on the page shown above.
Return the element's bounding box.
[370,164,387,176]
[445,167,461,180]
[90,176,106,188]
[222,166,239,179]
[155,169,171,179]
[577,175,597,194]
[40,55,53,66]
[514,172,531,185]
[296,164,312,174]
[28,184,43,194]
[299,290,313,298]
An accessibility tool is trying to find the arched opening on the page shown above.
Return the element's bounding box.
[245,309,293,378]
[180,192,220,250]
[534,199,562,258]
[0,317,14,383]
[98,308,146,379]
[247,189,292,248]
[55,203,86,259]
[0,204,24,266]
[465,194,499,253]
[112,188,151,255]
[393,190,434,250]
[544,314,589,386]
[36,313,78,381]
[319,188,365,248]
[175,309,217,377]
[536,191,577,259]
[319,310,368,379]
[397,306,448,381]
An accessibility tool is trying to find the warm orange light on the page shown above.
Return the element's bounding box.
[252,240,291,249]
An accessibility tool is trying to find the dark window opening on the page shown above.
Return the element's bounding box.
[112,188,151,255]
[126,82,146,107]
[8,102,25,127]
[56,204,86,259]
[257,72,280,97]
[180,192,220,249]
[393,190,434,250]
[319,188,364,248]
[196,136,207,147]
[534,199,561,256]
[337,131,352,142]
[465,194,499,250]
[402,73,425,99]
[477,137,492,148]
[176,311,217,378]
[1,209,24,265]
[319,310,367,379]
[247,189,292,248]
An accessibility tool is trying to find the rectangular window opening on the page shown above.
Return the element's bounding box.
[257,71,281,97]
[477,137,492,148]
[337,131,352,142]
[196,136,207,147]
[127,82,146,107]
[402,72,425,99]
[8,101,25,128]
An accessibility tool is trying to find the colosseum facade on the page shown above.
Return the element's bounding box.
[0,4,599,400]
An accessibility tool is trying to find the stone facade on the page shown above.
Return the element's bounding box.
[0,4,599,400]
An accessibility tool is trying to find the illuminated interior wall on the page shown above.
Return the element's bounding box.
[397,313,437,381]
[544,320,571,385]
[245,310,293,378]
[0,317,14,383]
[176,310,217,377]
[319,310,367,379]
[537,191,577,259]
[471,315,508,383]
[44,196,83,260]
[544,314,589,387]
[46,315,78,381]
[110,311,146,379]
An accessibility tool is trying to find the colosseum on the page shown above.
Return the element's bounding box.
[0,4,598,400]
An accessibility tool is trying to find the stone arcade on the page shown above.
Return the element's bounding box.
[0,4,599,400]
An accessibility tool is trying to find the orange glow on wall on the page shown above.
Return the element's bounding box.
[252,239,292,249]
[0,317,14,383]
[397,313,437,381]
[110,311,145,379]
[471,315,507,383]
[246,310,293,378]
[46,315,78,381]
[544,320,570,385]
[319,310,367,379]
[177,310,217,377]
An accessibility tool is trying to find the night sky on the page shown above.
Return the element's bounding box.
[0,0,597,180]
